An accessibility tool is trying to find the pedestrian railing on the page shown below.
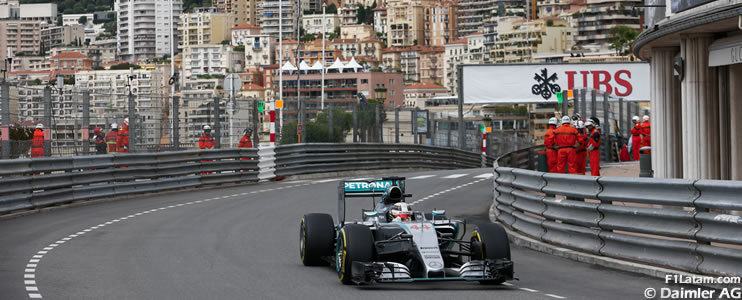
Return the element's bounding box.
[493,146,742,277]
[0,143,494,215]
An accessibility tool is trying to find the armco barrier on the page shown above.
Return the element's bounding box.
[493,146,742,277]
[0,143,493,215]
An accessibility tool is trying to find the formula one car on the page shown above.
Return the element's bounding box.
[299,177,514,285]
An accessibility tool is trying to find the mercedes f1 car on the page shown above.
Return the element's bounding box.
[299,177,514,285]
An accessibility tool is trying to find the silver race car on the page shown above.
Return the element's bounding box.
[300,177,514,285]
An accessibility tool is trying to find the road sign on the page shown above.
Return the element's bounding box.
[276,100,284,109]
[297,123,303,135]
[258,101,265,113]
[224,74,242,94]
[556,91,563,104]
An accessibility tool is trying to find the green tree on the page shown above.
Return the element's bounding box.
[78,16,88,24]
[608,25,639,56]
[221,40,231,45]
[33,78,42,85]
[234,45,245,52]
[327,3,337,14]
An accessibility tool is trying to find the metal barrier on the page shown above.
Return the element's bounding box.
[0,143,493,215]
[493,146,742,277]
[274,143,494,177]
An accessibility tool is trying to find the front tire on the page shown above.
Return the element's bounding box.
[471,223,511,285]
[336,224,374,285]
[300,213,335,266]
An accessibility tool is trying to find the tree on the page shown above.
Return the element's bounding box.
[221,40,231,45]
[234,45,245,52]
[327,3,337,14]
[78,16,88,25]
[33,78,42,85]
[608,26,639,56]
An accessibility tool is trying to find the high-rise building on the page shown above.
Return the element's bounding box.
[41,24,85,51]
[386,0,426,47]
[214,0,260,25]
[180,7,235,48]
[0,20,42,61]
[259,0,299,39]
[425,1,457,46]
[575,0,641,51]
[115,0,183,62]
[457,0,497,37]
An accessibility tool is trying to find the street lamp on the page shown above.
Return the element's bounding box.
[374,86,387,103]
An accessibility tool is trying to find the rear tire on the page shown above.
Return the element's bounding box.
[336,224,374,285]
[300,213,335,266]
[471,223,511,285]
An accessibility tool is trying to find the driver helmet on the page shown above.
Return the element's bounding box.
[391,202,412,221]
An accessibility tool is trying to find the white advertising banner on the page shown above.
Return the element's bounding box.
[462,62,650,104]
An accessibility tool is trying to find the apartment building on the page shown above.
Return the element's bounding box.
[62,13,94,26]
[0,20,42,61]
[340,24,374,40]
[457,0,497,37]
[275,39,298,64]
[231,24,262,45]
[259,0,299,39]
[403,82,448,108]
[575,0,641,51]
[180,7,235,48]
[10,55,49,73]
[386,0,426,47]
[332,38,383,62]
[182,45,242,81]
[419,46,443,84]
[298,39,340,65]
[373,8,387,36]
[18,3,56,24]
[214,0,260,25]
[425,1,457,46]
[492,18,574,63]
[302,13,339,35]
[116,0,183,62]
[41,24,85,50]
[276,70,404,120]
[338,0,358,25]
[243,34,275,67]
[50,51,93,78]
[381,46,403,71]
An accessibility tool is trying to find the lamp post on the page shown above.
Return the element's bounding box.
[321,1,326,110]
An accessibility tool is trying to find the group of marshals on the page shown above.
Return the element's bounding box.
[544,115,603,176]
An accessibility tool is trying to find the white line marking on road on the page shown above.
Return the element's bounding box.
[474,173,493,179]
[545,294,567,299]
[32,255,43,259]
[26,264,37,268]
[408,175,436,179]
[28,293,42,298]
[55,241,65,244]
[315,178,340,183]
[442,174,468,178]
[283,180,309,184]
[520,288,539,292]
[42,247,52,251]
[25,269,35,273]
[29,259,39,263]
[26,286,38,292]
[24,280,35,285]
[24,274,35,279]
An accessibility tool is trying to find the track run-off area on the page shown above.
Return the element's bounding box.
[0,168,690,299]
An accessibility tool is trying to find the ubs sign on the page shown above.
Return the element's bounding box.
[462,62,649,104]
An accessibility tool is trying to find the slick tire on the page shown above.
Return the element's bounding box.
[336,224,374,285]
[471,223,511,285]
[300,213,335,266]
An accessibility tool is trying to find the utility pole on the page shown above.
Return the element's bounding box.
[321,0,326,110]
[173,95,180,150]
[328,102,334,138]
[296,0,303,144]
[457,65,464,150]
[394,107,399,144]
[1,82,9,159]
[229,86,235,148]
[279,0,284,132]
[127,81,136,154]
[252,99,258,146]
[82,90,90,155]
[214,96,221,148]
[43,86,51,157]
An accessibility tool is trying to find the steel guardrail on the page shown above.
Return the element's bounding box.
[0,143,492,215]
[492,146,742,277]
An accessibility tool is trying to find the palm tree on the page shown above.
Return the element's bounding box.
[609,26,639,56]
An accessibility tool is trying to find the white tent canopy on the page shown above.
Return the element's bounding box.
[281,61,297,72]
[327,58,345,73]
[298,60,311,73]
[310,61,323,72]
[345,57,362,72]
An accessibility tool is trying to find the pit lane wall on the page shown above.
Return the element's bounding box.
[492,146,742,277]
[0,143,493,215]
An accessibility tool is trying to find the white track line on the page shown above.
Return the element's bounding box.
[473,173,494,179]
[545,294,567,299]
[408,175,436,179]
[441,174,468,179]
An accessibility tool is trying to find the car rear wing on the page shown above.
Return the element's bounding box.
[337,177,406,224]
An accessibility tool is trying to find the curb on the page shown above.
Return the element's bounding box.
[488,203,730,291]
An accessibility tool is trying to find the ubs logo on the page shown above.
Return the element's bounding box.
[532,68,562,100]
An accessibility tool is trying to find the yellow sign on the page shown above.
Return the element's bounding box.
[567,90,574,98]
[275,100,284,109]
[486,127,492,133]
